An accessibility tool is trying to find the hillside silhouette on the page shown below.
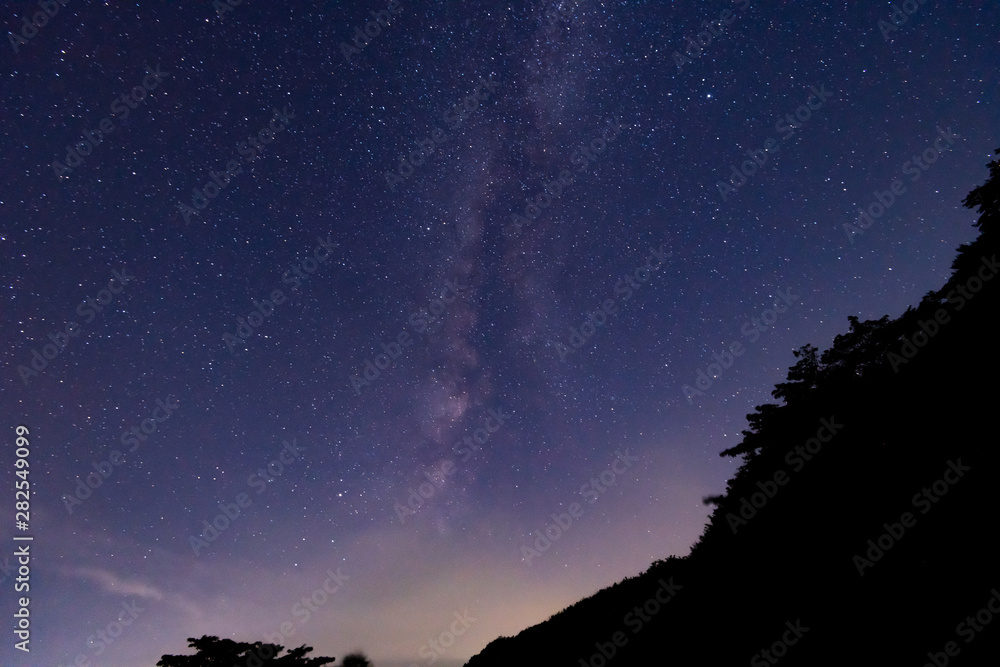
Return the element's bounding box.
[464,148,1000,666]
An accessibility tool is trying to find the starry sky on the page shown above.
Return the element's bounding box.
[1,1,998,665]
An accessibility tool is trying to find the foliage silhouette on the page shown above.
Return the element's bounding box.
[156,635,336,666]
[340,653,373,667]
[463,148,1000,666]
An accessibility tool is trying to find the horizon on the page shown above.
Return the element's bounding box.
[1,1,998,665]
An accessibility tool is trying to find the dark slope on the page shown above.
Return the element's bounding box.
[465,149,1000,666]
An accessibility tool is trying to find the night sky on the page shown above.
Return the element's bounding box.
[1,1,998,665]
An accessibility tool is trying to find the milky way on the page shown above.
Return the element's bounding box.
[1,1,998,665]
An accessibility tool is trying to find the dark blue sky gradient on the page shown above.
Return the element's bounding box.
[1,1,998,665]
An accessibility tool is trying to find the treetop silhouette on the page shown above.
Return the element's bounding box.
[156,635,337,666]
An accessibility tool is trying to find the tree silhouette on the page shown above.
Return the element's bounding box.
[771,342,820,404]
[341,653,373,667]
[157,635,336,666]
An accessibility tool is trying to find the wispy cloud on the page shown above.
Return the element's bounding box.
[70,566,166,600]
